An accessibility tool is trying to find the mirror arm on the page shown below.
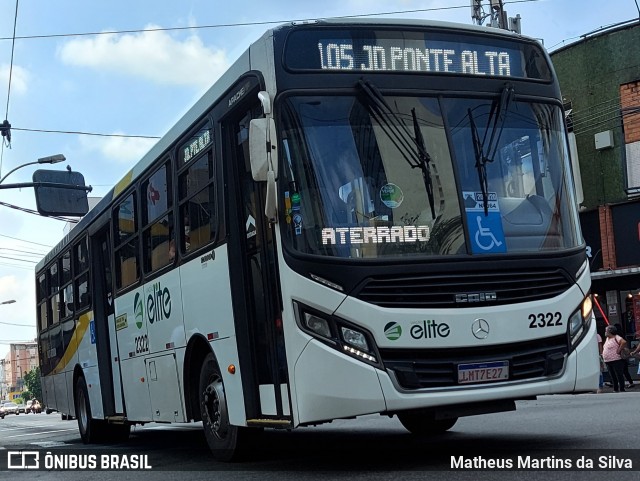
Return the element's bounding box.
[259,91,278,223]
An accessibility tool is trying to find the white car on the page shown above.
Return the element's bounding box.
[0,401,20,418]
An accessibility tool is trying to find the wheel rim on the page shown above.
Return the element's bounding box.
[202,374,229,440]
[77,387,88,433]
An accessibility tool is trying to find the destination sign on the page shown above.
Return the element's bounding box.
[180,124,212,164]
[284,28,550,80]
[317,42,512,76]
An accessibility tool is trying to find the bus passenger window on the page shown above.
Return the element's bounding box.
[76,273,90,310]
[178,149,215,254]
[142,162,174,272]
[114,193,140,289]
[146,215,174,271]
[117,240,139,288]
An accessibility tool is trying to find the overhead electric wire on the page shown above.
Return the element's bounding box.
[0,320,35,327]
[11,127,160,139]
[0,247,48,256]
[0,254,37,263]
[1,0,20,177]
[0,200,79,222]
[0,1,540,42]
[0,262,33,270]
[0,233,53,248]
[4,0,19,119]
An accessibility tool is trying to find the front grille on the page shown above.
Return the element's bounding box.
[380,335,568,389]
[353,268,572,308]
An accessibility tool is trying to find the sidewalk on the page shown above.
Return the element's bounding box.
[596,381,639,394]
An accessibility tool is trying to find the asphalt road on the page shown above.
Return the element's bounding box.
[1,391,639,480]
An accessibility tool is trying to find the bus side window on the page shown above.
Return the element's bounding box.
[142,161,174,272]
[114,192,140,289]
[178,147,215,254]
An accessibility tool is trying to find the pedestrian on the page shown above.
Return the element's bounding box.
[629,336,640,378]
[602,325,628,392]
[614,323,635,388]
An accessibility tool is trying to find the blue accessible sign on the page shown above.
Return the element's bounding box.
[463,191,507,254]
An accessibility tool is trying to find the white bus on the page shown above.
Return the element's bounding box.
[35,18,599,461]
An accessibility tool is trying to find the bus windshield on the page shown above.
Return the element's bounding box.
[279,92,582,259]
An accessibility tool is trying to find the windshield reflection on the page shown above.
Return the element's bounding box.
[279,94,581,259]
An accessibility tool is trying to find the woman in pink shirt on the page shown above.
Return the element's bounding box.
[602,325,628,392]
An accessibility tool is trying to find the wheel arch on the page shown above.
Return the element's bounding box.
[183,334,214,422]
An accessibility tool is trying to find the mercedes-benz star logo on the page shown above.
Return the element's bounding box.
[471,318,490,339]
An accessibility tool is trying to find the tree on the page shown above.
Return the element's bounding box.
[23,367,42,400]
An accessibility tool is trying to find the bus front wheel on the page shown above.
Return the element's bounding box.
[199,352,245,461]
[75,375,101,443]
[397,410,458,435]
[75,376,130,444]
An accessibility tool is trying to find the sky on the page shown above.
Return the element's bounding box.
[1,0,640,361]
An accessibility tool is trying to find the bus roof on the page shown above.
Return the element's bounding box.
[36,18,535,271]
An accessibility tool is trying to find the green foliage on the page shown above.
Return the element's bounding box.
[23,367,42,400]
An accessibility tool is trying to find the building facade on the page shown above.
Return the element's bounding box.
[551,20,640,349]
[1,342,38,400]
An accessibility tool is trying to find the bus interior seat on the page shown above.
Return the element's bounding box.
[499,195,557,249]
[120,257,138,287]
[151,241,171,271]
[188,224,211,251]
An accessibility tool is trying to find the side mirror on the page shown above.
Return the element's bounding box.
[32,169,90,216]
[249,118,277,181]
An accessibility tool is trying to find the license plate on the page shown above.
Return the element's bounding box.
[458,360,509,384]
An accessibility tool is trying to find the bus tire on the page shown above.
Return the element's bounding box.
[199,352,245,461]
[397,410,458,435]
[75,375,103,443]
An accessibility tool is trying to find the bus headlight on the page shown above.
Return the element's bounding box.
[295,302,380,367]
[341,326,369,351]
[568,295,593,350]
[303,312,332,339]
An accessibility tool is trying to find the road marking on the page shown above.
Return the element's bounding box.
[31,441,68,447]
[2,429,77,439]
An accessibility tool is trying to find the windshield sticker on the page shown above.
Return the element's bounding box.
[284,191,292,224]
[322,225,430,245]
[463,191,506,254]
[291,192,303,235]
[246,215,257,239]
[380,183,404,208]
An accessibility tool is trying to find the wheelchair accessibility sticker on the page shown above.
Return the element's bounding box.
[463,191,506,254]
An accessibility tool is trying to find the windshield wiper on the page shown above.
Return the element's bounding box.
[411,107,436,219]
[357,79,436,219]
[468,83,514,215]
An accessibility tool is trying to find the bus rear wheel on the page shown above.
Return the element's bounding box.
[199,352,246,461]
[397,410,458,435]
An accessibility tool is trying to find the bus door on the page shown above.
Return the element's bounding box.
[90,225,125,416]
[223,98,290,422]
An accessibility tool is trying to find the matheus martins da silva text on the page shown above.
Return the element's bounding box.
[451,455,633,469]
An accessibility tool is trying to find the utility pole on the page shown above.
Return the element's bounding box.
[470,0,521,34]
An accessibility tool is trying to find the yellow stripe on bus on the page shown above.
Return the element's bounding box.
[52,311,93,374]
[114,170,134,197]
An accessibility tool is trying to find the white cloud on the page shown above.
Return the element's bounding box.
[0,64,29,95]
[0,274,27,303]
[57,25,230,89]
[79,134,158,164]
